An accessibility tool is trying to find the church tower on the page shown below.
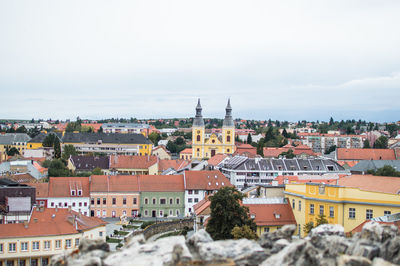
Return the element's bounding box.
[192,99,205,159]
[222,99,235,154]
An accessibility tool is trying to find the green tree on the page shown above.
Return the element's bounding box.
[324,145,337,155]
[175,137,185,146]
[386,124,398,137]
[282,128,289,138]
[374,136,388,149]
[48,159,71,177]
[279,148,295,159]
[247,133,252,144]
[7,147,20,156]
[166,140,177,153]
[363,139,370,148]
[148,132,161,146]
[257,138,264,157]
[367,165,400,177]
[329,117,334,126]
[206,187,256,240]
[303,221,314,234]
[61,144,77,161]
[231,225,258,240]
[54,137,61,159]
[315,214,328,226]
[92,167,103,175]
[16,126,27,133]
[42,134,57,147]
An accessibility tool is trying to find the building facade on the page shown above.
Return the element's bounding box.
[192,99,235,159]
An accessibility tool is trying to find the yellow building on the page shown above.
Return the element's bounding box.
[192,99,235,159]
[284,175,400,237]
[0,208,106,266]
[0,133,31,161]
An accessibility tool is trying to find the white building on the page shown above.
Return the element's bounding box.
[102,123,150,135]
[183,170,232,216]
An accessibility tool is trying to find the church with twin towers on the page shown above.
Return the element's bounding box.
[192,99,235,159]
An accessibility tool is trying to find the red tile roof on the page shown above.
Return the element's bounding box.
[193,198,211,215]
[338,174,400,194]
[27,182,49,198]
[2,173,37,183]
[158,159,190,172]
[109,155,158,169]
[234,144,257,157]
[139,175,184,192]
[0,208,107,238]
[90,175,140,192]
[81,123,103,132]
[184,170,232,190]
[48,177,90,197]
[337,160,359,168]
[244,202,296,226]
[207,154,228,166]
[337,148,396,161]
[275,175,340,185]
[180,148,192,154]
[263,147,287,158]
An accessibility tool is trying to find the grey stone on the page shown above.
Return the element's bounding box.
[337,254,372,266]
[186,229,213,248]
[359,222,384,243]
[104,236,192,266]
[79,238,110,253]
[259,224,296,249]
[372,257,397,266]
[347,241,380,260]
[309,224,345,238]
[197,238,267,265]
[379,235,400,264]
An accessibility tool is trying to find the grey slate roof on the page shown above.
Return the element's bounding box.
[62,132,152,145]
[28,132,62,143]
[0,133,31,145]
[102,123,150,129]
[193,99,205,127]
[350,160,400,172]
[222,99,234,127]
[222,155,345,172]
[70,155,110,171]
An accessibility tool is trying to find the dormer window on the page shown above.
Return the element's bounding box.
[250,214,255,219]
[71,190,76,196]
[77,190,82,196]
[274,213,281,219]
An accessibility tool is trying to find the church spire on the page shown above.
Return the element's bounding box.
[223,98,234,127]
[193,98,205,127]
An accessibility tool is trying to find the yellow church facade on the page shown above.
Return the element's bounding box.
[192,99,235,159]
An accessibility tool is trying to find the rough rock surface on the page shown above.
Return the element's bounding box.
[50,222,400,266]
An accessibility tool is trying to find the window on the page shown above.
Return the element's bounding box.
[144,210,148,216]
[112,198,116,205]
[298,201,301,211]
[99,232,103,237]
[123,198,127,205]
[71,190,75,196]
[51,202,55,207]
[21,242,28,251]
[44,241,50,250]
[188,198,193,203]
[84,202,87,207]
[176,210,180,216]
[0,243,3,253]
[319,205,324,216]
[72,202,76,207]
[103,198,106,205]
[55,240,61,249]
[310,204,314,214]
[9,243,16,252]
[169,198,173,205]
[144,198,149,204]
[91,198,94,205]
[79,202,82,207]
[97,198,100,205]
[102,210,106,217]
[32,241,39,251]
[188,190,193,195]
[227,149,230,152]
[349,208,356,219]
[42,258,49,266]
[264,227,270,233]
[366,209,373,220]
[329,206,334,217]
[64,202,67,207]
[160,199,166,204]
[75,238,80,247]
[227,136,231,142]
[152,198,156,204]
[194,190,199,195]
[78,190,82,196]
[176,198,180,205]
[133,198,137,205]
[65,239,72,248]
[197,135,200,142]
[194,198,199,203]
[19,259,26,266]
[292,199,295,209]
[159,210,163,217]
[384,210,391,216]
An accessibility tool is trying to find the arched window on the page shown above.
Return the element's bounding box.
[197,135,200,142]
[227,136,231,142]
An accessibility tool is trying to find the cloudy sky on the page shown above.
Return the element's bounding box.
[1,0,399,122]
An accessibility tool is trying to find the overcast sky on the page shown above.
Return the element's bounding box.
[0,0,399,122]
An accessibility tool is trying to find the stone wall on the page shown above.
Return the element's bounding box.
[51,221,400,266]
[124,218,194,243]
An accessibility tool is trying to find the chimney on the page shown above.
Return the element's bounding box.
[55,206,58,212]
[33,218,38,223]
[23,220,29,228]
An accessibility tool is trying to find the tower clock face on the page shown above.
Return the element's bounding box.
[227,131,230,134]
[197,130,200,134]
